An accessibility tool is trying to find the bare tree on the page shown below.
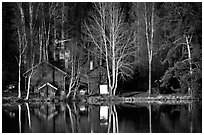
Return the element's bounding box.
[83,2,135,96]
[25,2,37,100]
[143,3,155,95]
[15,2,28,98]
[66,46,76,98]
[38,3,58,62]
[172,34,193,95]
[66,40,86,98]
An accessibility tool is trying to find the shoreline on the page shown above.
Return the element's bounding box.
[2,93,201,106]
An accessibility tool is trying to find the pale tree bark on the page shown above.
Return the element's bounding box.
[16,27,27,98]
[185,35,193,96]
[17,3,28,68]
[53,9,57,60]
[144,3,155,95]
[42,19,46,60]
[25,37,36,100]
[72,62,81,99]
[16,3,28,98]
[17,28,22,98]
[61,2,65,61]
[39,26,42,63]
[66,45,85,98]
[38,3,58,62]
[83,2,135,96]
[29,2,34,63]
[17,29,22,98]
[66,54,75,98]
[25,55,35,100]
[25,2,36,100]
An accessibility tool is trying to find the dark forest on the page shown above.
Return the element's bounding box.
[2,2,202,99]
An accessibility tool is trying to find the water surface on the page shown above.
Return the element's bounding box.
[2,101,202,133]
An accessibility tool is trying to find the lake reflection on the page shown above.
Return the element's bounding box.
[2,101,202,133]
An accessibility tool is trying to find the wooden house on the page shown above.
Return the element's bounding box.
[23,61,67,98]
[88,66,107,94]
[79,64,107,95]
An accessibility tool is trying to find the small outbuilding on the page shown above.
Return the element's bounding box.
[86,66,108,95]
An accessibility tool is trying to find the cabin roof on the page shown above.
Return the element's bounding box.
[23,61,67,77]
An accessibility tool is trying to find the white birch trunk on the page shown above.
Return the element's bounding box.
[144,3,154,95]
[17,3,28,98]
[42,16,46,61]
[18,3,28,68]
[61,2,65,52]
[186,36,193,96]
[45,23,51,61]
[26,44,35,100]
[18,55,21,98]
[53,13,57,60]
[67,57,74,98]
[17,28,22,98]
[39,26,42,63]
[26,75,31,100]
[25,3,35,100]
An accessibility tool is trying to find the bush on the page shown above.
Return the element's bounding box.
[160,61,201,97]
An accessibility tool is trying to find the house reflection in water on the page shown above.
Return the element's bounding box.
[22,103,118,133]
[100,106,109,126]
[27,103,67,132]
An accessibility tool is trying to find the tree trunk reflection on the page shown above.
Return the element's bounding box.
[25,103,31,130]
[149,104,152,133]
[108,105,119,133]
[66,104,74,133]
[18,104,21,133]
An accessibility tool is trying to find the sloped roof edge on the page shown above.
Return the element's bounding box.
[23,61,67,77]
